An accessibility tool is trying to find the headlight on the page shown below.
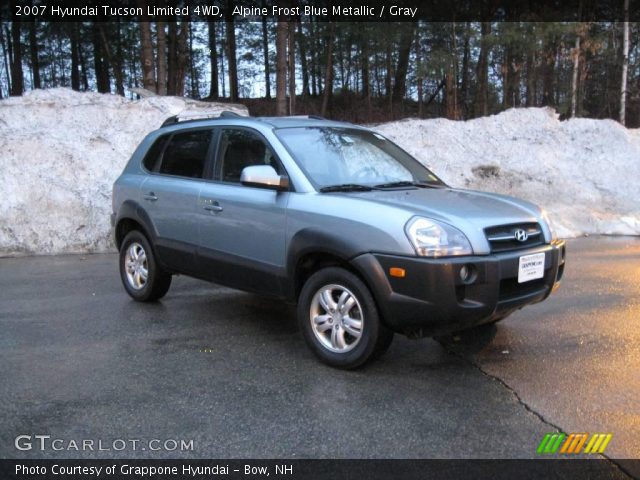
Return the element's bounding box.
[541,210,558,241]
[405,217,473,257]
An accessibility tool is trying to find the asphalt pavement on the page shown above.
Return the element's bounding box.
[0,237,638,475]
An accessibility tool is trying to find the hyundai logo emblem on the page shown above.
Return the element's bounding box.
[514,229,529,242]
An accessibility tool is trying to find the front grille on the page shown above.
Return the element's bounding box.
[499,277,547,301]
[485,222,544,253]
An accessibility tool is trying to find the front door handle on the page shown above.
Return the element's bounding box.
[143,192,158,201]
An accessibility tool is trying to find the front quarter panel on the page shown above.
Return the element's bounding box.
[285,193,417,290]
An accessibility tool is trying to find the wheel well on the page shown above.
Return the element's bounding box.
[115,218,146,250]
[294,252,363,299]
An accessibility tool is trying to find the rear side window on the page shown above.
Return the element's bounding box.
[158,130,212,179]
[142,135,169,172]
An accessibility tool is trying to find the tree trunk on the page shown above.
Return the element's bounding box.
[10,20,23,96]
[508,51,522,108]
[219,29,225,97]
[207,22,218,98]
[384,41,392,98]
[70,23,80,91]
[570,30,581,117]
[361,40,370,99]
[78,26,89,91]
[129,40,139,95]
[1,25,11,94]
[288,22,296,115]
[460,23,470,117]
[315,19,323,95]
[189,23,198,97]
[226,8,238,101]
[115,21,125,94]
[445,71,457,120]
[297,20,310,98]
[448,22,458,119]
[100,24,124,95]
[308,21,317,97]
[620,0,629,125]
[157,21,167,95]
[541,32,557,107]
[29,20,40,89]
[167,21,177,95]
[320,23,335,118]
[92,25,110,93]
[363,32,372,120]
[174,21,189,97]
[392,23,415,99]
[139,21,156,92]
[275,21,288,116]
[501,43,511,109]
[385,41,393,117]
[525,26,536,107]
[261,16,271,98]
[426,78,446,106]
[473,21,490,117]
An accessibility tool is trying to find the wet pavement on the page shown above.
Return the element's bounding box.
[0,237,638,476]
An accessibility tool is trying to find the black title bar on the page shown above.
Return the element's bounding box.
[1,459,639,480]
[2,0,640,22]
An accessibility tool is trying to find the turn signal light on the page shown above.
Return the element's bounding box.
[389,267,406,278]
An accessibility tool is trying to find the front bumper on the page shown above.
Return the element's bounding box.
[352,240,566,338]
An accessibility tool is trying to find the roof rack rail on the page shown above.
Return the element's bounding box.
[160,110,247,128]
[220,111,243,118]
[307,115,326,120]
[161,115,179,127]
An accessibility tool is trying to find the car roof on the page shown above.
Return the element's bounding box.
[157,114,368,132]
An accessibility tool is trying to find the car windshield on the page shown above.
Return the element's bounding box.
[275,127,445,190]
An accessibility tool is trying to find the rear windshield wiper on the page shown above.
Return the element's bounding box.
[319,183,378,193]
[374,180,442,189]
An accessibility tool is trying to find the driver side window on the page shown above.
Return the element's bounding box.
[217,129,282,184]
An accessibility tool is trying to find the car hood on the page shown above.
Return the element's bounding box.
[339,187,548,254]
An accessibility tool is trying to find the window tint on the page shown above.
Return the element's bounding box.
[218,129,281,183]
[159,130,212,178]
[142,135,169,172]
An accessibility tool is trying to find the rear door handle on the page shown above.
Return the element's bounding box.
[143,192,158,201]
[202,200,223,213]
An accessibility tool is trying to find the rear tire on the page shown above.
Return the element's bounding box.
[298,267,393,369]
[119,231,172,302]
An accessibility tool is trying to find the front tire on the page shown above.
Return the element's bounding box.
[119,230,172,302]
[298,267,393,369]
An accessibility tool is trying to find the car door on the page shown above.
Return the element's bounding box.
[197,127,289,296]
[140,128,215,274]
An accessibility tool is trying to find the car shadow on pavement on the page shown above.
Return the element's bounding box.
[434,323,499,356]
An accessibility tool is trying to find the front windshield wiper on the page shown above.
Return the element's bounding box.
[373,180,443,189]
[319,183,378,193]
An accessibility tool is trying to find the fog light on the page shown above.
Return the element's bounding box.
[459,264,476,284]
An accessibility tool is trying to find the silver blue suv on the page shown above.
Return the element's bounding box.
[112,113,566,368]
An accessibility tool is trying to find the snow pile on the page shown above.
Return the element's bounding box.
[0,89,247,255]
[376,108,640,239]
[0,89,638,256]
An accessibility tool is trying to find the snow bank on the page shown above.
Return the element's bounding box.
[0,89,247,255]
[375,108,640,239]
[0,89,638,255]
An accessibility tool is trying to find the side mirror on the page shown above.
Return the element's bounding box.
[240,165,289,191]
